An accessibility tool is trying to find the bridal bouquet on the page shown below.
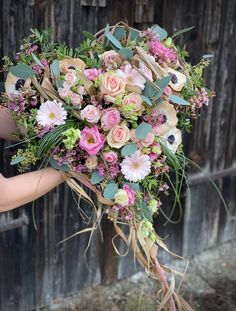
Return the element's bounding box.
[1,23,213,310]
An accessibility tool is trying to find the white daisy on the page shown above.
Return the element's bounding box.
[160,127,182,153]
[121,150,151,182]
[36,100,67,127]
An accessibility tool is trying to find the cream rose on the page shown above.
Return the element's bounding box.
[81,105,100,123]
[107,124,131,149]
[114,189,129,206]
[100,72,126,103]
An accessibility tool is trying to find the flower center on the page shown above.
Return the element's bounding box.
[169,73,178,84]
[15,79,25,90]
[87,136,95,144]
[168,135,175,145]
[131,161,140,169]
[127,76,134,84]
[49,112,56,119]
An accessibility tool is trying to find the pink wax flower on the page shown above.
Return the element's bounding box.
[150,38,177,64]
[79,125,105,155]
[77,85,86,95]
[116,64,146,90]
[123,184,136,206]
[101,107,121,130]
[81,104,100,123]
[164,86,173,96]
[59,87,72,99]
[104,151,118,164]
[84,68,102,81]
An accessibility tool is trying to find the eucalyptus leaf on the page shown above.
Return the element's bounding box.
[32,53,44,68]
[50,158,70,172]
[10,156,26,165]
[118,48,133,60]
[103,182,118,200]
[140,201,153,222]
[113,27,126,40]
[169,94,190,106]
[9,64,35,79]
[141,95,152,106]
[130,29,140,41]
[126,183,140,192]
[105,25,123,49]
[50,60,61,89]
[0,81,5,93]
[121,142,137,157]
[172,26,195,39]
[90,170,104,185]
[156,76,171,89]
[143,81,159,99]
[151,24,168,40]
[135,122,152,139]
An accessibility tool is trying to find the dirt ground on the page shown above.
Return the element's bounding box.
[46,239,236,311]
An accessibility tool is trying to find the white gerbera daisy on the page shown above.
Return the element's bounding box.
[36,100,67,127]
[160,127,182,153]
[121,150,151,182]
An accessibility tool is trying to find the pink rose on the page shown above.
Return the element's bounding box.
[141,132,155,147]
[122,93,143,115]
[107,124,131,149]
[79,126,105,155]
[101,108,121,130]
[65,72,77,85]
[84,68,102,81]
[81,105,100,123]
[77,86,86,95]
[70,93,82,106]
[104,151,118,164]
[100,50,120,66]
[100,72,126,103]
[123,184,136,206]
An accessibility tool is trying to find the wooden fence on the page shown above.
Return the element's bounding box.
[0,0,236,310]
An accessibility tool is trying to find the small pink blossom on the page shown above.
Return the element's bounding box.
[59,88,71,99]
[164,86,172,96]
[123,184,136,206]
[104,151,118,164]
[77,86,86,95]
[65,72,77,85]
[150,38,177,64]
[70,93,82,106]
[84,68,102,81]
[79,125,105,155]
[101,108,121,130]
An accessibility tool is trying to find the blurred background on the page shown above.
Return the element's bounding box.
[0,0,236,310]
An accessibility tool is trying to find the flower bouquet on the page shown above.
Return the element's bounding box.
[1,22,214,310]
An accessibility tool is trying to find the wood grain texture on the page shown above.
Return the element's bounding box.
[0,0,235,310]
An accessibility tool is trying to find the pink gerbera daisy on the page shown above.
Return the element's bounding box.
[121,150,151,182]
[116,64,146,90]
[36,100,67,127]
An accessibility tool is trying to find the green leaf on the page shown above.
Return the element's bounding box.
[151,24,168,40]
[121,142,137,157]
[141,95,152,106]
[82,31,96,41]
[172,26,195,39]
[105,24,123,49]
[32,53,44,68]
[10,156,26,165]
[103,182,118,200]
[143,81,159,99]
[135,122,152,139]
[118,48,133,60]
[140,201,153,222]
[90,170,104,185]
[169,94,190,106]
[50,158,70,172]
[9,64,35,79]
[130,29,140,41]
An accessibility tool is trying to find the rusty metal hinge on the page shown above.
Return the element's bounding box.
[0,214,29,233]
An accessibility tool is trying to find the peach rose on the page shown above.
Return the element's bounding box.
[122,93,143,115]
[107,124,131,149]
[100,72,126,103]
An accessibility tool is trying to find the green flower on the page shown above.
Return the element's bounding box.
[149,199,158,214]
[63,127,81,150]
